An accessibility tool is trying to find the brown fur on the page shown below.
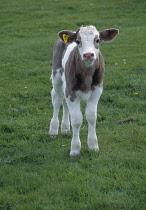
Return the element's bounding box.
[52,39,65,76]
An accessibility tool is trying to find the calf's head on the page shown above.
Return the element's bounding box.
[59,25,119,67]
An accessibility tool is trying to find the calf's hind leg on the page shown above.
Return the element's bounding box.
[49,77,63,136]
[61,98,70,134]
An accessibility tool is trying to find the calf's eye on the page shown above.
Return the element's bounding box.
[96,39,100,43]
[76,40,80,44]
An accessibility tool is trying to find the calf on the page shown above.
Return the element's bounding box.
[49,25,119,156]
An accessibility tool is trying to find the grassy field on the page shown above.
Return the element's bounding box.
[0,0,146,209]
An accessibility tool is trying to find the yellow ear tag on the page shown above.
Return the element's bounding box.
[62,34,70,43]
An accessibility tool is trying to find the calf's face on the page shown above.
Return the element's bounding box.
[59,25,119,67]
[76,26,100,67]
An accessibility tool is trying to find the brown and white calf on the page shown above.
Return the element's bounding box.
[49,25,119,156]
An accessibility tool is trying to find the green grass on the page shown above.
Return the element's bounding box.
[0,0,146,209]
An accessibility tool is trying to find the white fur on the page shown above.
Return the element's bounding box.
[62,42,77,69]
[76,90,93,102]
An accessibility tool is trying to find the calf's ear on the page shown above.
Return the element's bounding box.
[58,30,77,43]
[99,29,119,42]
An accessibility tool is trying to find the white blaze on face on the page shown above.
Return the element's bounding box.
[78,26,100,67]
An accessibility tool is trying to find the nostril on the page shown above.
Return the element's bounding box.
[83,53,94,59]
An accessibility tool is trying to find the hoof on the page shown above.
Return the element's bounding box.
[49,134,58,138]
[88,145,99,151]
[70,150,80,157]
[61,125,70,134]
[49,130,58,137]
[61,129,70,134]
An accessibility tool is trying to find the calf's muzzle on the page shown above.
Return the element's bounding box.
[83,52,95,61]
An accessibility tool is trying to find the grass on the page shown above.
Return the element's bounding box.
[0,0,146,209]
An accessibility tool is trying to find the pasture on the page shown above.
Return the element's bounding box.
[0,0,145,209]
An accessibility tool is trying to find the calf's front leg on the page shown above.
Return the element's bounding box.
[85,86,102,151]
[66,98,82,156]
[85,103,98,151]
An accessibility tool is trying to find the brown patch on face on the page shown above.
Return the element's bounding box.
[94,35,100,49]
[76,34,82,48]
